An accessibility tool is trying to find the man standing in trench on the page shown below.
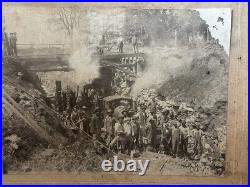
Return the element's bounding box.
[123,117,133,155]
[110,116,125,153]
[146,118,157,151]
[179,121,189,157]
[89,107,102,136]
[171,122,180,158]
[137,105,146,149]
[162,123,172,155]
[192,124,203,158]
[104,109,114,145]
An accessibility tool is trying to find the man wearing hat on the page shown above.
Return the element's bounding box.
[75,96,82,108]
[110,116,125,153]
[171,122,180,158]
[89,107,102,136]
[192,124,203,158]
[78,106,89,133]
[179,122,189,157]
[9,32,17,56]
[2,27,10,57]
[145,117,157,151]
[104,109,113,144]
[148,97,157,114]
[137,106,146,147]
[162,123,172,155]
[117,33,124,53]
[156,106,164,128]
[132,33,139,53]
[70,106,78,125]
[123,117,132,154]
[131,115,140,151]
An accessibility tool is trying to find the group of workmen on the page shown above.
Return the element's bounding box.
[117,34,139,54]
[2,28,18,57]
[98,33,139,55]
[59,95,203,159]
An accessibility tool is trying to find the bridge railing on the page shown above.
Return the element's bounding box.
[17,43,71,57]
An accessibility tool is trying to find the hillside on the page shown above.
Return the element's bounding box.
[132,42,228,108]
[2,59,106,173]
[158,43,228,107]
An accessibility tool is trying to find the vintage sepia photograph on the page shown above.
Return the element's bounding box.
[2,3,233,179]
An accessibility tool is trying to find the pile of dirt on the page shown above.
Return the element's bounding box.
[2,82,68,172]
[135,88,226,176]
[19,133,109,173]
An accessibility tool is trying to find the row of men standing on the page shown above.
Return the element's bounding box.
[99,99,203,158]
[2,28,18,57]
[59,94,203,159]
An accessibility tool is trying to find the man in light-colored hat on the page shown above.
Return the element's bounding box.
[123,117,132,154]
[110,116,125,153]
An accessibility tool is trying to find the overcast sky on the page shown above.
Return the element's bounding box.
[196,8,232,54]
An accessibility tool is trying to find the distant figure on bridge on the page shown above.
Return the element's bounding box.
[10,32,17,57]
[117,34,124,53]
[132,34,139,53]
[2,27,10,57]
[97,34,106,55]
[99,34,106,46]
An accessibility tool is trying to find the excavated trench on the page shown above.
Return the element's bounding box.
[3,42,228,176]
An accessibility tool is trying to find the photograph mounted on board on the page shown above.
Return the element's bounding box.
[2,3,231,179]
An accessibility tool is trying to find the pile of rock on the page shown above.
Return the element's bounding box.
[135,88,226,175]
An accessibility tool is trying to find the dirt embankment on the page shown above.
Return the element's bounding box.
[158,43,228,108]
[3,57,114,174]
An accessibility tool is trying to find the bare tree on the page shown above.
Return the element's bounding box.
[50,7,85,42]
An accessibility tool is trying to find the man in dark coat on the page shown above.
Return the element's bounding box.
[89,107,102,136]
[162,123,172,155]
[104,109,113,144]
[146,117,157,150]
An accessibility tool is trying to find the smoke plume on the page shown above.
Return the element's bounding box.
[131,48,194,97]
[68,32,100,86]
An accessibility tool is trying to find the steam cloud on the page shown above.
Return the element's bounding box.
[131,49,194,97]
[68,32,100,86]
